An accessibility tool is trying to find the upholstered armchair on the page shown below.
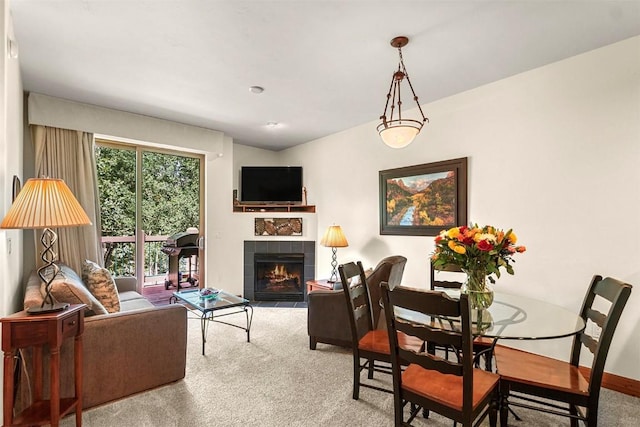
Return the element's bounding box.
[307,255,407,349]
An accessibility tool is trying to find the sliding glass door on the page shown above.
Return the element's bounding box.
[96,139,203,289]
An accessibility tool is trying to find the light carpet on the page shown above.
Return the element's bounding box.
[62,307,639,426]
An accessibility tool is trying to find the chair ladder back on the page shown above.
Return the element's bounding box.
[399,346,464,376]
[430,260,465,290]
[339,262,374,342]
[383,284,473,373]
[570,275,633,403]
[393,287,461,317]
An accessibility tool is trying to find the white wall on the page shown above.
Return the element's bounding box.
[0,0,24,316]
[0,0,24,415]
[271,36,640,381]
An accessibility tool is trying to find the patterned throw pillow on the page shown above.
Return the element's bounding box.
[81,259,121,313]
[42,263,108,316]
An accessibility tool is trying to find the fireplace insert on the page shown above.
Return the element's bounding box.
[254,253,304,301]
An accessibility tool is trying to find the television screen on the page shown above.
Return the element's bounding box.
[241,166,303,203]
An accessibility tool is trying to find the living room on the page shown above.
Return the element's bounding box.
[1,1,639,425]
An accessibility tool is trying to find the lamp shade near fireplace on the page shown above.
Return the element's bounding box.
[1,178,92,314]
[320,225,348,283]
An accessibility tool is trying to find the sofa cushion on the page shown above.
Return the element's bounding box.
[42,264,108,316]
[119,292,156,311]
[81,260,121,313]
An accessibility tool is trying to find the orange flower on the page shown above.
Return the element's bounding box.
[516,246,526,253]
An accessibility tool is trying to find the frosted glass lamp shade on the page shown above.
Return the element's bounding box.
[379,124,421,148]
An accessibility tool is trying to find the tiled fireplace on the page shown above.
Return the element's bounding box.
[244,240,315,301]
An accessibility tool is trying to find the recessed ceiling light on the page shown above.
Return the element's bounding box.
[266,122,279,128]
[249,86,264,94]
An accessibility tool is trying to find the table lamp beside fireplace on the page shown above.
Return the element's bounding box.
[320,225,348,283]
[0,177,92,314]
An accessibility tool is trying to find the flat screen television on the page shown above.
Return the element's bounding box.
[240,166,303,204]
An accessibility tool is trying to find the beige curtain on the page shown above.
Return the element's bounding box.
[32,125,103,273]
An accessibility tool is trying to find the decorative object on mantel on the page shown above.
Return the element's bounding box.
[255,218,303,236]
[0,178,92,314]
[377,36,428,148]
[320,225,349,283]
[379,157,467,236]
[431,224,526,309]
[302,186,307,205]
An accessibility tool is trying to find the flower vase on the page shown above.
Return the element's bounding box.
[461,268,494,310]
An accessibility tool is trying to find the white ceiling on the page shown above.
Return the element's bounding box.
[10,1,640,151]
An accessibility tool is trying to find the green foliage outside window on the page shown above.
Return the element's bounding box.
[96,145,200,280]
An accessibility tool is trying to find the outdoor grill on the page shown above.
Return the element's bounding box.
[161,230,200,290]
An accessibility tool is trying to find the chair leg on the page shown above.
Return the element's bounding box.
[367,358,375,379]
[489,397,498,427]
[309,336,317,350]
[569,404,579,427]
[352,353,360,400]
[395,397,406,426]
[500,394,509,427]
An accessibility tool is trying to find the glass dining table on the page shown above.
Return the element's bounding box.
[395,290,585,342]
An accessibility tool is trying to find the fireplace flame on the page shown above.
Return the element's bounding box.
[265,264,299,283]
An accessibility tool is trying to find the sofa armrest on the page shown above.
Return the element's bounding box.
[114,276,138,293]
[307,289,351,349]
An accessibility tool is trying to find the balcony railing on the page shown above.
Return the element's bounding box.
[101,234,192,287]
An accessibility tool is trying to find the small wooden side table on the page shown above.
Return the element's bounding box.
[306,279,340,293]
[1,304,85,427]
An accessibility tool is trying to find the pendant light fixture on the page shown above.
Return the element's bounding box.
[377,36,428,148]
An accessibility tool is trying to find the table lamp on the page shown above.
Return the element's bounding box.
[320,225,348,283]
[1,178,92,314]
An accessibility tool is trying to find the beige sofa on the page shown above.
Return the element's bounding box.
[19,268,188,410]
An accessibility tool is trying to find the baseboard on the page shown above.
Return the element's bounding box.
[579,366,640,397]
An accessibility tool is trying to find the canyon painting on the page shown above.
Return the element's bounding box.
[379,158,467,236]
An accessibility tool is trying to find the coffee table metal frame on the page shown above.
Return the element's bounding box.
[171,289,253,355]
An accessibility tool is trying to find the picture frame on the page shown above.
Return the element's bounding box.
[379,157,468,236]
[12,175,21,202]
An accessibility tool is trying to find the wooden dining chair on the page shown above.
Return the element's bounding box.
[495,275,632,426]
[381,283,499,427]
[339,261,422,400]
[430,260,494,369]
[430,260,467,291]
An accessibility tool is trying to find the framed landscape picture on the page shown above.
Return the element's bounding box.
[379,157,467,236]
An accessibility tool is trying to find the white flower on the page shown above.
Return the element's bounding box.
[474,233,497,243]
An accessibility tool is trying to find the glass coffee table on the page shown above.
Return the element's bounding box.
[171,289,253,355]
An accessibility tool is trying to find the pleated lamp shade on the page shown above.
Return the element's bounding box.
[1,178,92,229]
[320,225,348,248]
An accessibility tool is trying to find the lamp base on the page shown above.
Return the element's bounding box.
[27,302,70,315]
